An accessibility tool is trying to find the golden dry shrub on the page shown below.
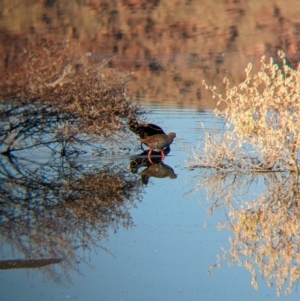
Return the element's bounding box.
[191,52,300,296]
[203,51,300,172]
[1,40,139,140]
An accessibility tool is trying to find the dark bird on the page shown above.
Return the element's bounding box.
[128,117,165,137]
[128,117,166,150]
[128,118,171,154]
[139,132,176,163]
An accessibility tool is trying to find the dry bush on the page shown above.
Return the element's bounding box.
[1,40,139,142]
[200,51,300,173]
[186,51,300,296]
[189,131,258,171]
[0,39,144,283]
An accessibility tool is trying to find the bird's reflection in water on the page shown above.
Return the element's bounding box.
[130,147,177,185]
[130,146,171,174]
[139,162,177,185]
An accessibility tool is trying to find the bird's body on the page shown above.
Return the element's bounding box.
[139,132,176,162]
[128,118,167,150]
[128,118,165,139]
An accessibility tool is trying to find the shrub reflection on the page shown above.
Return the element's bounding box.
[0,40,144,284]
[187,165,300,296]
[0,149,143,283]
[188,52,300,296]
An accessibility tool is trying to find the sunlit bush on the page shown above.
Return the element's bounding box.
[188,51,300,296]
[202,51,300,172]
[1,40,139,142]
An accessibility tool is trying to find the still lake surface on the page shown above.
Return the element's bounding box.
[1,101,299,301]
[1,1,300,300]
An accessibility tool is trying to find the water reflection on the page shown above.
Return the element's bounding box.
[189,163,300,296]
[0,100,147,284]
[2,1,299,110]
[139,162,177,185]
[1,1,300,299]
[0,259,63,270]
[130,147,171,173]
[0,146,144,282]
[130,147,177,184]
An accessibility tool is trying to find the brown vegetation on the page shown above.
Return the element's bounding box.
[0,39,144,283]
[1,40,139,144]
[191,51,300,173]
[187,52,300,295]
[1,0,300,107]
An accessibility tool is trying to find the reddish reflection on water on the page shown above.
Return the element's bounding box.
[1,0,300,109]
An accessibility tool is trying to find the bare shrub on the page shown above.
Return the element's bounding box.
[200,51,300,172]
[186,51,300,296]
[1,40,140,142]
[0,40,144,283]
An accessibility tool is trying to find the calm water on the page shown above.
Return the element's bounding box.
[1,103,299,301]
[1,1,300,300]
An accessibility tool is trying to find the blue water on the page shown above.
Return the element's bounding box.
[0,104,299,301]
